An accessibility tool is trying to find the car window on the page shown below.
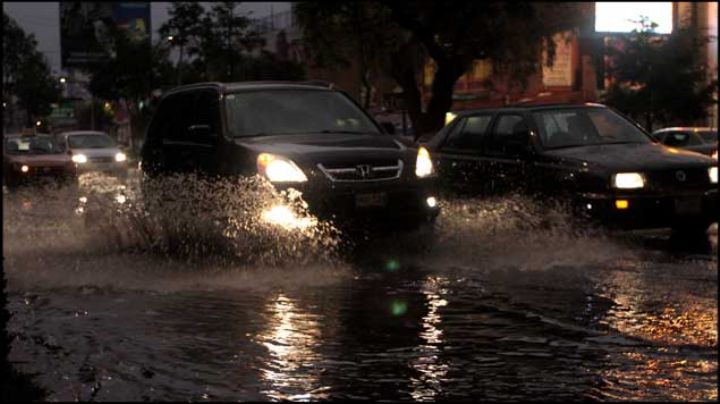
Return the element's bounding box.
[697,130,717,144]
[155,92,194,141]
[486,114,529,157]
[224,89,380,137]
[441,115,492,151]
[189,89,221,142]
[532,108,651,150]
[4,135,63,154]
[68,133,116,149]
[662,131,702,147]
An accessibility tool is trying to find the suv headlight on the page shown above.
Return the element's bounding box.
[115,152,127,162]
[257,153,307,183]
[612,172,645,189]
[72,154,87,164]
[709,166,718,184]
[415,146,434,178]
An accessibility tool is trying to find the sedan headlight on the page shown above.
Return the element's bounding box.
[612,172,645,189]
[72,154,87,164]
[710,166,718,184]
[115,152,127,162]
[257,153,307,183]
[415,146,434,178]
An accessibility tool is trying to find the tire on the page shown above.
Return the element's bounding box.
[670,221,712,251]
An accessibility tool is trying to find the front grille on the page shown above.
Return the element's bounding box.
[317,159,403,182]
[646,168,710,190]
[31,166,68,176]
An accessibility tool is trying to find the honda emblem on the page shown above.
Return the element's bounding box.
[356,165,372,179]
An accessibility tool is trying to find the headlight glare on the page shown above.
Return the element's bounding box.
[415,146,434,178]
[115,152,127,162]
[257,153,307,183]
[20,165,29,173]
[72,154,87,164]
[612,172,645,189]
[709,166,718,184]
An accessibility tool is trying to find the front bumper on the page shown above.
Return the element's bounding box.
[76,162,128,177]
[272,177,440,228]
[575,188,718,229]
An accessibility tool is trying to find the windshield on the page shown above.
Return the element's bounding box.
[532,107,652,150]
[68,133,116,149]
[4,135,64,155]
[224,89,381,137]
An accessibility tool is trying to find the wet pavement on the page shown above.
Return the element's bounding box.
[3,172,717,401]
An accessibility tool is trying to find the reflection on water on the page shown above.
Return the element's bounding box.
[255,294,328,401]
[4,173,718,401]
[410,276,450,401]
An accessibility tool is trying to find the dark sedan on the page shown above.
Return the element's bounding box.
[425,104,718,237]
[3,133,78,189]
[652,127,717,158]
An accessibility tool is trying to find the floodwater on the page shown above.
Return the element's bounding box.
[3,172,717,401]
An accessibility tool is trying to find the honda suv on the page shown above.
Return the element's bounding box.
[139,81,439,232]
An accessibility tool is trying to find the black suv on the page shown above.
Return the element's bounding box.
[424,104,718,236]
[140,81,439,231]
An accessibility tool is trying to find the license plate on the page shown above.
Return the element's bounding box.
[355,192,387,208]
[675,197,702,216]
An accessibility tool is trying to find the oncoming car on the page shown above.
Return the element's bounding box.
[3,133,77,189]
[652,127,717,158]
[425,104,718,238]
[140,81,440,232]
[57,131,128,178]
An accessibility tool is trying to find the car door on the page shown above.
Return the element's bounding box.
[185,89,222,175]
[484,114,531,195]
[160,91,196,174]
[434,114,494,196]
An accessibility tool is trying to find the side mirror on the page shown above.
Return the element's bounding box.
[380,122,396,135]
[188,124,215,140]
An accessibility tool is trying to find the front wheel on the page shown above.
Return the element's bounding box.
[670,221,712,251]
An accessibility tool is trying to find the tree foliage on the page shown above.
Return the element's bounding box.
[296,1,588,137]
[601,17,717,130]
[3,12,61,126]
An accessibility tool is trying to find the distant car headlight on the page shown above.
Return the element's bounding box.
[415,146,434,178]
[20,164,29,173]
[72,154,87,164]
[257,153,307,183]
[115,152,127,162]
[612,172,645,189]
[710,167,718,184]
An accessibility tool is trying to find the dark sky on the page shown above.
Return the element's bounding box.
[3,2,291,75]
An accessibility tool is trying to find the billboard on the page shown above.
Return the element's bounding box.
[60,2,150,68]
[595,2,673,34]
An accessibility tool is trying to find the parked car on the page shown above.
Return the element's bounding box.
[3,133,77,189]
[56,130,128,178]
[425,103,718,237]
[140,81,440,232]
[652,127,717,158]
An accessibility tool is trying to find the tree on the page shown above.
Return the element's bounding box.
[3,12,61,128]
[601,17,717,130]
[296,1,588,137]
[158,2,206,85]
[83,25,174,146]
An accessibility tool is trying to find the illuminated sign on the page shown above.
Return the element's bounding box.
[595,2,673,34]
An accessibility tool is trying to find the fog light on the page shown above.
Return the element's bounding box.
[20,165,29,173]
[615,199,629,210]
[426,196,437,208]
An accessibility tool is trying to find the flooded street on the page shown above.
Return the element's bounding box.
[3,173,717,401]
